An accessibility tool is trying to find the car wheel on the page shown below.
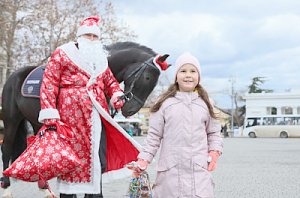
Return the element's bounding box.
[249,132,256,138]
[280,131,288,138]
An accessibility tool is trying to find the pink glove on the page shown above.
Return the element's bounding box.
[136,159,149,172]
[112,96,125,110]
[126,159,149,177]
[207,151,220,171]
[43,118,59,126]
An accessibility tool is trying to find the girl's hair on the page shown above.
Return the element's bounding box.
[150,83,217,119]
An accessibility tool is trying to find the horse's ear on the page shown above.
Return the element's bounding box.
[158,54,169,62]
[154,54,171,71]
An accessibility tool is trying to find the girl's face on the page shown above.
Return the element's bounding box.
[176,63,199,92]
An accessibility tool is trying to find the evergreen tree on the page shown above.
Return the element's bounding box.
[248,77,273,93]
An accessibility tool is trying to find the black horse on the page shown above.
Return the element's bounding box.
[0,41,169,197]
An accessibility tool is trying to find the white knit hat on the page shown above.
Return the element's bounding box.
[76,16,101,38]
[174,52,201,82]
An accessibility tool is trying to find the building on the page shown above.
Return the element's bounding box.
[243,92,300,138]
[244,92,300,117]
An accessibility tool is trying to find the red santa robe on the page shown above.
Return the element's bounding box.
[38,42,141,194]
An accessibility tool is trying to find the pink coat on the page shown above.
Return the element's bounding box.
[138,92,223,198]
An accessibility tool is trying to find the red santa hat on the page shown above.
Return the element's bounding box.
[76,15,101,38]
[175,52,201,82]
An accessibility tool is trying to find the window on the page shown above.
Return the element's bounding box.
[267,107,277,115]
[246,117,260,127]
[281,106,293,115]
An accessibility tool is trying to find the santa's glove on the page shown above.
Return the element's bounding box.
[43,119,59,127]
[112,96,125,110]
[207,151,221,172]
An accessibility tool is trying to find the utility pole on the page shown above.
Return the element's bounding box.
[229,77,236,136]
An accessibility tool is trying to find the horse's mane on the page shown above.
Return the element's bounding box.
[105,42,156,56]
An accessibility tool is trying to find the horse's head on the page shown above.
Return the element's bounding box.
[121,54,170,117]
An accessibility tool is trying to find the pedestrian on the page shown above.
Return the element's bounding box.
[133,52,223,197]
[38,15,135,198]
[223,123,228,137]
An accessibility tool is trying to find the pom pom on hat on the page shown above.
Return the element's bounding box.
[174,52,201,82]
[76,16,101,38]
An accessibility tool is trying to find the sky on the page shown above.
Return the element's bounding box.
[112,0,300,108]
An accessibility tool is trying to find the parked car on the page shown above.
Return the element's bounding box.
[114,117,142,136]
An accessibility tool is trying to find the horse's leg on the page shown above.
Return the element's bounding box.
[11,120,27,162]
[1,120,23,198]
[1,123,21,184]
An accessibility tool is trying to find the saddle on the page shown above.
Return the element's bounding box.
[21,65,45,98]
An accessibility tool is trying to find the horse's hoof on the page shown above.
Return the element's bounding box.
[0,177,11,188]
[2,186,13,198]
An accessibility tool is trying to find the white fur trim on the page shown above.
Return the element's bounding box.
[38,108,60,123]
[59,42,108,77]
[57,108,102,194]
[76,25,100,38]
[110,91,124,107]
[102,167,132,183]
[87,89,142,151]
[152,55,162,72]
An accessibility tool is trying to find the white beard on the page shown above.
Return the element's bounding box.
[77,37,108,73]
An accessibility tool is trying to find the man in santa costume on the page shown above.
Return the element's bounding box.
[39,16,141,198]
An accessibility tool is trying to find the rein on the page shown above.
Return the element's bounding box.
[111,57,160,118]
[123,57,160,104]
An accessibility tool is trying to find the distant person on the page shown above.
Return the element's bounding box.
[132,123,142,136]
[223,124,228,137]
[125,123,133,136]
[131,52,223,197]
[136,124,142,136]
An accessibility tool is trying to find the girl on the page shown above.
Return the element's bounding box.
[135,52,223,198]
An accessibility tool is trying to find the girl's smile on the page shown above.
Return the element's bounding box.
[176,63,200,92]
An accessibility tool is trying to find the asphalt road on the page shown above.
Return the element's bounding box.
[1,137,300,198]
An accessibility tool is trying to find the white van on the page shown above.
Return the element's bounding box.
[244,116,300,138]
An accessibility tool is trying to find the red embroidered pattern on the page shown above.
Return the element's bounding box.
[3,125,82,182]
[39,48,122,182]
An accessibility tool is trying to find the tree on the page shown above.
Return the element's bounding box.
[99,2,136,45]
[248,77,273,93]
[0,0,28,89]
[232,76,274,128]
[232,90,245,127]
[0,0,137,91]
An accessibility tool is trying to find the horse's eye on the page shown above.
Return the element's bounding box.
[146,77,150,80]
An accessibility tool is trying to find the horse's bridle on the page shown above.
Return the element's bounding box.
[122,56,160,105]
[111,57,160,117]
